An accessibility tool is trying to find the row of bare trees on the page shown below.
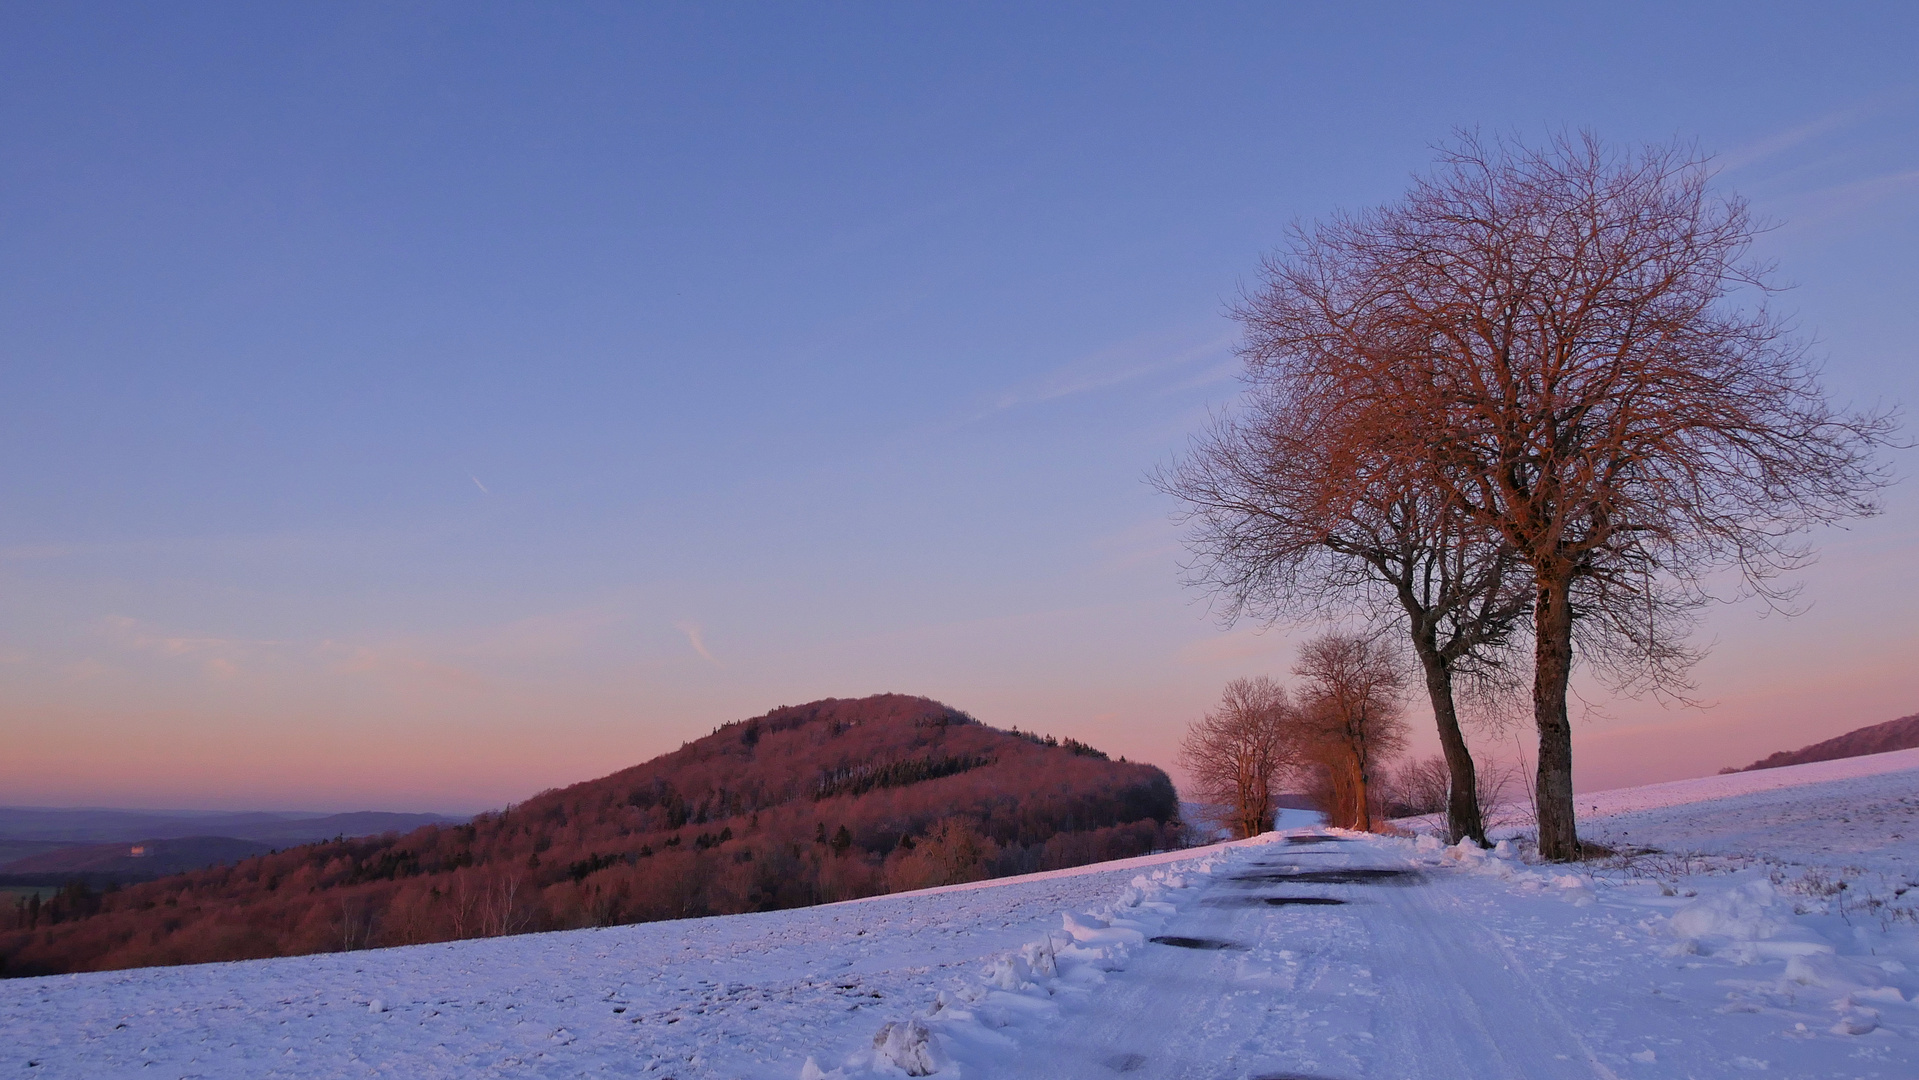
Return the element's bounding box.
[1163,132,1894,859]
[1179,632,1408,836]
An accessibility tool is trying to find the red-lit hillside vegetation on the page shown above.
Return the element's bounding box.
[1724,711,1919,773]
[1,695,1180,977]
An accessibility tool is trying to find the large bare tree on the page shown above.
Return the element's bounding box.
[1293,632,1408,831]
[1160,381,1530,844]
[1178,676,1299,838]
[1230,132,1895,859]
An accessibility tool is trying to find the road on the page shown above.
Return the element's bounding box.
[988,835,1637,1080]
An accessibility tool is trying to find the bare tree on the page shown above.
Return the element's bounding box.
[1382,755,1452,818]
[1178,676,1299,838]
[1229,132,1895,859]
[1293,632,1408,832]
[338,895,378,951]
[1381,753,1516,839]
[1160,388,1531,845]
[482,872,534,937]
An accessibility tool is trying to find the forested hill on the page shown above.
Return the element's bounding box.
[1728,712,1919,774]
[2,694,1180,977]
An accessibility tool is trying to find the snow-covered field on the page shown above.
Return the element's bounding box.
[7,750,1919,1078]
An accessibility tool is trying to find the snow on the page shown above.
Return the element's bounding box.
[1578,746,1919,819]
[7,749,1919,1078]
[1577,749,1919,884]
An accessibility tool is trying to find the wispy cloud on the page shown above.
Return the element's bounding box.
[98,614,290,680]
[1716,86,1918,175]
[676,622,721,666]
[1775,169,1919,233]
[1716,99,1891,174]
[982,329,1236,417]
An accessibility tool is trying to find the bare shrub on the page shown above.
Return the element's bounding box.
[1383,756,1452,818]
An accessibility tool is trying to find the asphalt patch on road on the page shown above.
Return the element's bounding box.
[1285,834,1352,844]
[1202,894,1349,908]
[1230,867,1422,886]
[1150,935,1247,950]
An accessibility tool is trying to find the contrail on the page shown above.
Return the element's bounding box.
[471,475,491,495]
[676,622,721,666]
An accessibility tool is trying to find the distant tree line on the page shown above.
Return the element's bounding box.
[813,753,994,799]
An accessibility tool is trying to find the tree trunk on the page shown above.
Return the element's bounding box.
[1415,652,1487,845]
[1237,769,1267,838]
[1533,577,1579,860]
[1325,765,1357,830]
[1351,758,1372,832]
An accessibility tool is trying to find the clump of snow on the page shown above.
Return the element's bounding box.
[1060,910,1144,947]
[870,1020,941,1076]
[1667,881,1783,945]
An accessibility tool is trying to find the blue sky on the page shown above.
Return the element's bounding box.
[4,3,1916,811]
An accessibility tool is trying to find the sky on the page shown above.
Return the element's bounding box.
[3,3,1916,813]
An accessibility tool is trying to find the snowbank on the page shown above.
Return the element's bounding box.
[805,845,1255,1077]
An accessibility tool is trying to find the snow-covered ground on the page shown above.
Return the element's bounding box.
[1578,747,1919,883]
[7,750,1919,1078]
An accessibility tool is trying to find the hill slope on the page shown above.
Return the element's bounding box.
[1,694,1179,977]
[1726,711,1919,772]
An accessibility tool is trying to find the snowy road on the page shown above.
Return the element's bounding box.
[973,836,1620,1080]
[949,834,1916,1080]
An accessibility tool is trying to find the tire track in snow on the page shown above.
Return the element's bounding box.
[1366,867,1617,1080]
[969,836,1622,1080]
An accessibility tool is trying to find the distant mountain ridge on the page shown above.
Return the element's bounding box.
[1728,712,1919,773]
[2,694,1180,978]
[0,808,463,845]
[0,809,466,885]
[2,837,276,880]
